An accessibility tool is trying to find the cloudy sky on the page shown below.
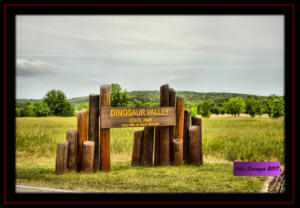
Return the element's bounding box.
[16,15,284,99]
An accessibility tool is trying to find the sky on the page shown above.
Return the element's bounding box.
[16,15,284,99]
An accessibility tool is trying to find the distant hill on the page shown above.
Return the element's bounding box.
[67,91,267,107]
[17,91,268,107]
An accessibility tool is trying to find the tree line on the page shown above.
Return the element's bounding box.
[16,84,284,118]
[185,95,284,118]
[16,90,74,117]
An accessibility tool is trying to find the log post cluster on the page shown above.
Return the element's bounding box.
[131,85,202,167]
[56,83,203,174]
[55,90,101,174]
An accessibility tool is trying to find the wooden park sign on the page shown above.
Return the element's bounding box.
[100,107,176,128]
[55,84,204,175]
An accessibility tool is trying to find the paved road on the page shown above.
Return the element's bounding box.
[16,185,81,193]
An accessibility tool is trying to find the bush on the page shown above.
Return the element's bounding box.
[245,96,264,117]
[263,95,284,118]
[33,102,51,117]
[224,97,245,117]
[197,100,213,117]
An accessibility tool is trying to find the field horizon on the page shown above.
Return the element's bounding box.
[16,90,279,107]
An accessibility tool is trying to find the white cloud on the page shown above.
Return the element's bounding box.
[16,58,69,76]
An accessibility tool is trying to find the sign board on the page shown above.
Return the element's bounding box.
[100,107,176,128]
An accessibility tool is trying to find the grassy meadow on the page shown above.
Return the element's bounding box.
[15,115,284,193]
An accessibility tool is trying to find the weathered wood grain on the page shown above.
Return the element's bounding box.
[191,116,203,165]
[169,88,176,164]
[159,84,169,166]
[175,97,185,140]
[100,107,176,128]
[88,94,99,172]
[142,127,154,167]
[76,109,87,172]
[183,110,191,161]
[55,141,69,174]
[131,130,144,166]
[66,130,77,172]
[100,85,110,171]
[172,138,183,166]
[154,126,160,166]
[188,125,202,166]
[82,141,95,173]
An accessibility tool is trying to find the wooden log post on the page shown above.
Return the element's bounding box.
[55,141,69,174]
[66,130,77,172]
[159,84,169,166]
[172,138,183,166]
[142,127,154,167]
[175,97,185,140]
[88,94,100,172]
[82,141,95,173]
[76,109,87,172]
[191,116,203,165]
[132,130,144,166]
[183,110,191,161]
[188,125,202,166]
[169,88,176,164]
[154,127,160,166]
[100,85,111,171]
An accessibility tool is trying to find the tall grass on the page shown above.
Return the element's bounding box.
[15,116,283,193]
[16,115,284,164]
[201,116,284,163]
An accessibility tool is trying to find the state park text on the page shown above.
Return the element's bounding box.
[100,107,176,128]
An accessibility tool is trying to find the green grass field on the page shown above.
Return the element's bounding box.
[15,115,284,193]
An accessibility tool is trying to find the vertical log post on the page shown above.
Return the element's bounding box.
[154,127,160,166]
[183,110,191,161]
[66,130,77,172]
[55,141,69,174]
[169,88,176,164]
[88,94,100,172]
[175,97,185,140]
[132,130,144,166]
[159,84,169,166]
[142,127,154,167]
[172,138,183,166]
[191,116,203,165]
[100,85,111,171]
[82,141,95,173]
[76,109,87,172]
[188,126,201,166]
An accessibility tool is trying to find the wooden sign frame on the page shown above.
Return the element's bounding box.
[100,107,176,128]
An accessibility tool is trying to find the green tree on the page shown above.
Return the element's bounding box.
[197,100,213,117]
[42,89,74,116]
[224,97,245,117]
[190,106,198,117]
[61,101,75,117]
[33,102,51,117]
[110,83,131,107]
[245,96,264,117]
[77,103,89,111]
[210,104,220,115]
[263,95,284,118]
[16,101,31,117]
[26,104,36,117]
[219,106,225,114]
[16,108,22,117]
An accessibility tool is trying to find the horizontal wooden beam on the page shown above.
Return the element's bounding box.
[100,107,176,128]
